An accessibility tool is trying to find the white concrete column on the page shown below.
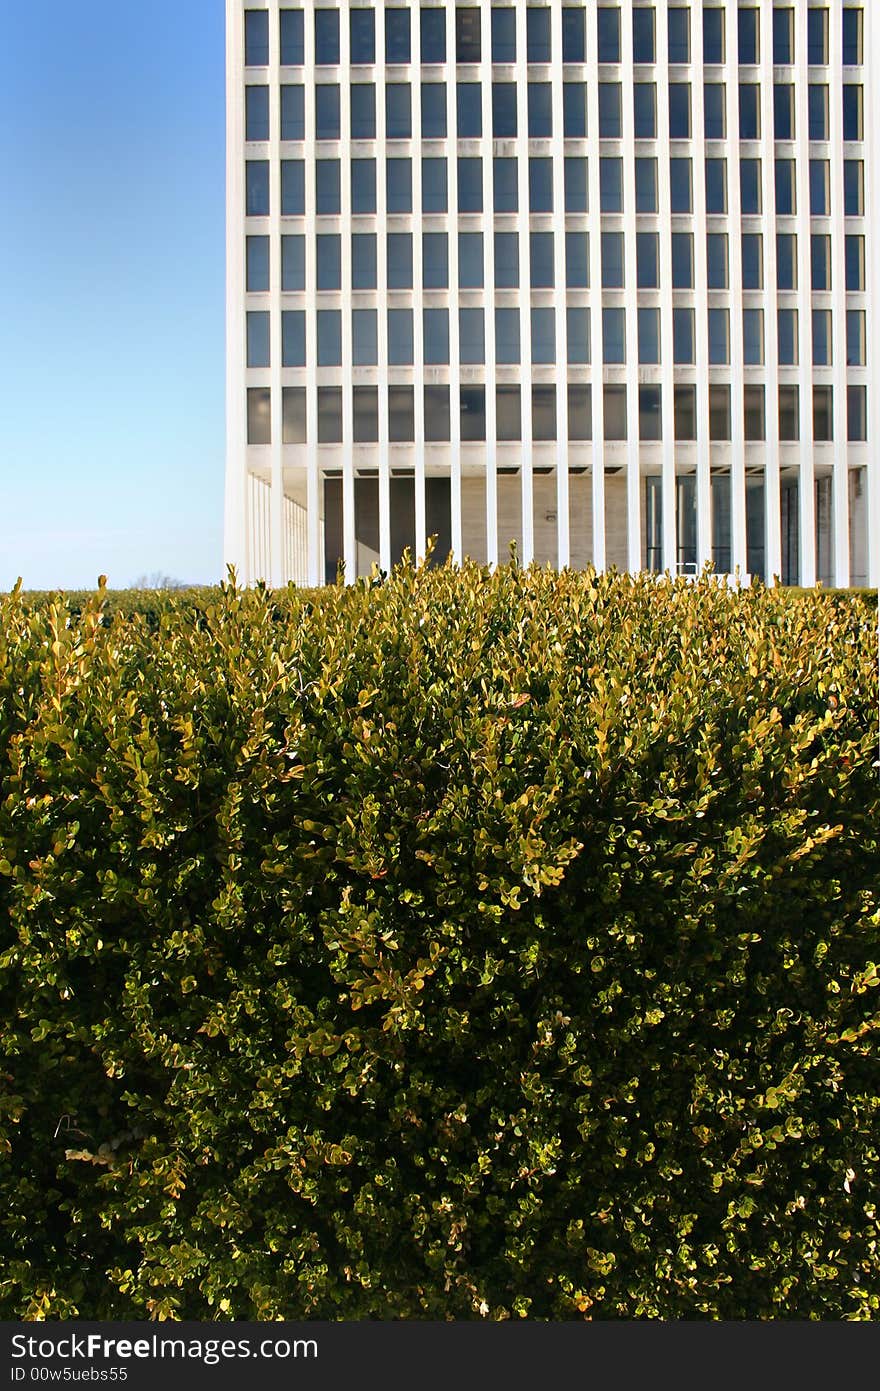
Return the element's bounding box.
[656,1,677,575]
[481,0,498,568]
[514,0,534,566]
[375,6,391,575]
[412,7,427,564]
[550,0,569,570]
[760,4,782,584]
[867,0,880,589]
[621,0,641,574]
[301,0,323,584]
[225,0,250,584]
[691,7,712,574]
[268,1,285,586]
[829,0,851,586]
[795,3,817,587]
[586,5,605,571]
[446,3,463,563]
[724,1,746,580]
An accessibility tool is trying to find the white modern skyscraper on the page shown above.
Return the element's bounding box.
[226,0,879,588]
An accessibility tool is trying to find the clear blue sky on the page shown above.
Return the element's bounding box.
[0,1,226,590]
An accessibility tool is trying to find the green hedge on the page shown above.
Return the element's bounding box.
[0,567,878,1320]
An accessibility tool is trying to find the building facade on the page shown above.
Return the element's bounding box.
[226,0,879,588]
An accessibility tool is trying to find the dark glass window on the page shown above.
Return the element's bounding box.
[387,158,412,213]
[845,235,865,290]
[316,84,341,140]
[459,309,485,365]
[528,82,553,137]
[315,159,341,214]
[316,233,341,290]
[847,386,867,442]
[564,157,588,212]
[495,309,520,364]
[811,234,831,290]
[281,233,304,289]
[388,308,414,365]
[812,308,832,366]
[703,9,724,64]
[422,157,447,213]
[813,386,833,443]
[496,384,521,440]
[634,83,657,138]
[457,83,482,138]
[773,8,794,64]
[389,386,415,443]
[420,8,446,62]
[317,309,342,366]
[353,386,378,442]
[317,386,342,443]
[639,385,662,440]
[247,310,270,368]
[739,84,759,140]
[247,387,271,444]
[604,385,628,440]
[352,233,377,289]
[635,157,657,213]
[424,385,450,441]
[563,83,588,137]
[738,8,759,64]
[421,83,447,139]
[668,8,690,63]
[527,7,551,62]
[461,387,486,443]
[385,8,411,63]
[280,159,304,215]
[245,10,269,66]
[388,233,413,289]
[492,83,517,137]
[350,9,375,64]
[529,158,553,212]
[844,160,864,216]
[530,231,555,287]
[669,83,691,139]
[532,384,557,440]
[351,84,376,139]
[352,309,377,365]
[740,158,761,215]
[779,385,800,441]
[671,232,693,288]
[600,156,623,212]
[458,158,483,212]
[601,231,624,288]
[566,231,589,288]
[599,83,622,137]
[742,233,763,290]
[315,9,340,64]
[843,10,863,66]
[386,83,411,139]
[704,83,725,140]
[531,308,556,365]
[777,234,797,290]
[246,159,270,216]
[674,385,696,441]
[281,84,305,140]
[280,9,304,65]
[708,308,729,364]
[774,85,795,141]
[709,385,731,442]
[456,7,481,62]
[744,385,765,441]
[423,232,448,288]
[492,8,516,62]
[494,232,518,288]
[494,158,518,212]
[597,7,621,63]
[567,307,590,363]
[775,159,796,215]
[670,157,692,212]
[458,232,483,289]
[808,9,829,65]
[424,309,450,365]
[569,384,592,441]
[562,8,586,61]
[810,160,830,217]
[843,86,863,142]
[246,86,269,142]
[778,308,798,365]
[636,232,659,288]
[247,235,270,291]
[744,309,764,366]
[809,85,829,141]
[673,308,695,363]
[351,158,376,213]
[705,159,727,215]
[282,387,306,444]
[707,233,728,289]
[632,8,655,63]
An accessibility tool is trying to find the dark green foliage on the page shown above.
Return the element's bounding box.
[0,567,877,1320]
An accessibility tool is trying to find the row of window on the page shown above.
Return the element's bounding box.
[246,154,867,219]
[245,79,866,144]
[245,7,864,72]
[247,301,866,368]
[247,228,866,295]
[246,381,868,445]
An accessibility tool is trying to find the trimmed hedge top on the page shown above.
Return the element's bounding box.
[0,565,878,1320]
